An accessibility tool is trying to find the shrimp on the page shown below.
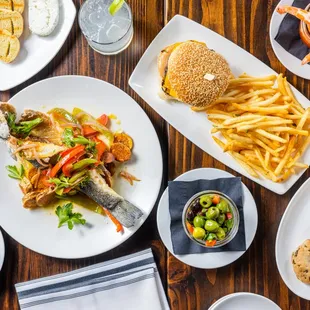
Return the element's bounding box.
[277,5,310,25]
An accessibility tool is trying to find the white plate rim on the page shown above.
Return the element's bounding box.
[156,168,258,269]
[0,0,77,91]
[275,176,310,300]
[269,0,310,80]
[129,14,310,195]
[208,292,281,310]
[1,75,163,259]
[0,229,4,271]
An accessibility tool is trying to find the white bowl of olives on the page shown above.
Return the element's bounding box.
[183,190,240,248]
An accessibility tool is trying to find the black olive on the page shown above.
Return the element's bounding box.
[187,210,195,221]
[191,199,202,213]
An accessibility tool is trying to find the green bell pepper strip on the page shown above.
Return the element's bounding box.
[71,159,98,172]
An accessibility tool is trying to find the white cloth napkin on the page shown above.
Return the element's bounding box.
[15,248,170,310]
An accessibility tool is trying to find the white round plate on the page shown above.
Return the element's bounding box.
[270,0,310,79]
[157,168,258,269]
[208,293,281,310]
[276,177,310,300]
[0,76,163,259]
[0,230,4,271]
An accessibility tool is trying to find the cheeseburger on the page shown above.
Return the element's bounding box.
[158,41,231,107]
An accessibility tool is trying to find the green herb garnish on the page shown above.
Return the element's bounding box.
[7,112,42,138]
[62,128,96,153]
[55,203,86,230]
[6,164,25,180]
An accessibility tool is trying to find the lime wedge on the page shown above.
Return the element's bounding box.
[108,0,125,16]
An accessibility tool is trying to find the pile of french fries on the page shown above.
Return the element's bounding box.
[203,73,310,182]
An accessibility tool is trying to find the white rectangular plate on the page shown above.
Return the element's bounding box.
[0,0,76,91]
[129,15,310,195]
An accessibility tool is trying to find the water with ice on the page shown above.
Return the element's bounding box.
[79,0,133,54]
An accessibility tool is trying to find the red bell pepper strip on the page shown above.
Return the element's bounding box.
[226,212,233,220]
[63,187,73,194]
[104,208,123,232]
[97,114,109,126]
[62,151,86,177]
[93,137,106,161]
[60,145,85,158]
[205,239,217,247]
[41,169,53,187]
[50,145,85,178]
[82,125,98,137]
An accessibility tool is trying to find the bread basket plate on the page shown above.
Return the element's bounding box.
[129,14,310,195]
[276,177,310,300]
[0,0,76,91]
[270,0,310,80]
[0,76,163,259]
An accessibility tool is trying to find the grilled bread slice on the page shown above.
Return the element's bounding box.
[0,0,12,10]
[12,0,23,13]
[0,9,23,38]
[0,29,20,63]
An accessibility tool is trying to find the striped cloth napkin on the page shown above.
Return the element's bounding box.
[15,248,170,310]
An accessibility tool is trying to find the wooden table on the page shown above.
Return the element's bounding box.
[1,0,310,309]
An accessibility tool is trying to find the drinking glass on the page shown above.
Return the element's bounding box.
[79,0,133,55]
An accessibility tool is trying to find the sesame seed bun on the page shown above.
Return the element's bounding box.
[166,41,231,107]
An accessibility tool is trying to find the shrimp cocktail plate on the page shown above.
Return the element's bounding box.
[0,76,163,259]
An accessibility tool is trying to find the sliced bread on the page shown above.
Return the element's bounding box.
[0,9,23,38]
[12,0,23,13]
[0,29,20,63]
[0,0,12,11]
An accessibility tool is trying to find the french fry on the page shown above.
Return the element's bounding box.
[203,73,310,182]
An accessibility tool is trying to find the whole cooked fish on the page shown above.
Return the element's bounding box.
[79,169,143,228]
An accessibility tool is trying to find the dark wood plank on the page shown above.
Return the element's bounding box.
[0,1,166,309]
[166,1,310,310]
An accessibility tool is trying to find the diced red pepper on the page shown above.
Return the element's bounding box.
[50,145,85,178]
[186,222,194,234]
[97,114,109,126]
[82,125,98,137]
[62,151,85,177]
[93,137,106,161]
[212,195,220,205]
[226,212,232,220]
[206,239,217,247]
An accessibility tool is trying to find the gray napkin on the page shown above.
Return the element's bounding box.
[275,0,310,63]
[169,178,246,254]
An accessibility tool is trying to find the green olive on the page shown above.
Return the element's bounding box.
[216,227,226,240]
[193,227,206,239]
[206,207,220,220]
[225,219,234,230]
[217,213,226,225]
[206,233,217,240]
[216,200,229,213]
[204,220,220,232]
[200,195,212,208]
[193,216,205,228]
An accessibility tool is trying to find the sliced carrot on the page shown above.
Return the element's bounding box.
[97,114,109,126]
[104,208,123,232]
[93,137,106,161]
[82,125,98,137]
[186,222,194,234]
[212,195,220,205]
